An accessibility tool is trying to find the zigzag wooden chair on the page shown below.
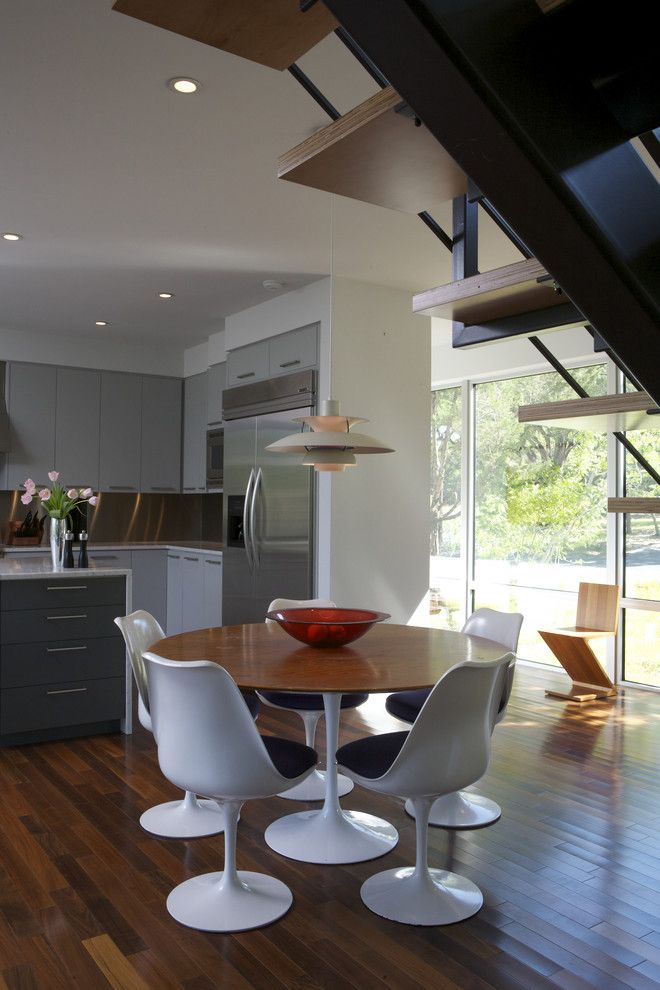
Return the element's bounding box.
[539,582,620,703]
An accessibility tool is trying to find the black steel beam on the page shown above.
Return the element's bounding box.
[454,304,583,349]
[287,64,339,121]
[321,0,660,406]
[529,337,660,487]
[417,211,453,253]
[334,26,388,88]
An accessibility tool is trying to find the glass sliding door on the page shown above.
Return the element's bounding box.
[472,364,608,665]
[428,386,464,629]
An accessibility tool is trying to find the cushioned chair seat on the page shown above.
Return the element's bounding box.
[262,737,318,779]
[241,690,260,719]
[337,730,408,780]
[259,691,368,712]
[385,689,429,724]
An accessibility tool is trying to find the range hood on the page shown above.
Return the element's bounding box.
[0,363,10,453]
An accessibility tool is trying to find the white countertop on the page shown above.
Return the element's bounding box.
[1,541,223,556]
[0,559,131,580]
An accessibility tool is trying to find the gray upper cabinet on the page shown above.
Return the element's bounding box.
[54,368,101,490]
[226,341,269,387]
[99,372,142,492]
[269,324,318,377]
[207,362,226,426]
[182,371,207,492]
[140,376,182,493]
[226,326,318,389]
[5,363,57,492]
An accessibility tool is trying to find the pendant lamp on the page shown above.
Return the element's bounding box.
[265,199,394,472]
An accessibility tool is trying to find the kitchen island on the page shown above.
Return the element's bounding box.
[0,559,132,746]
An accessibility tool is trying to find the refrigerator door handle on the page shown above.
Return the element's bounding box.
[243,468,256,573]
[250,467,263,570]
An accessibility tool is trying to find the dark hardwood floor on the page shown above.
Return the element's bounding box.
[1,664,660,989]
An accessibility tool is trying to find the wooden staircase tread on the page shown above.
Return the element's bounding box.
[537,627,615,639]
[608,497,660,514]
[518,391,660,432]
[112,0,337,71]
[412,257,572,323]
[278,86,467,214]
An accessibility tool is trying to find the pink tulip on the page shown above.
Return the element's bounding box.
[48,470,59,483]
[67,489,78,498]
[88,495,98,506]
[39,488,51,501]
[23,478,36,492]
[81,487,93,498]
[20,492,32,505]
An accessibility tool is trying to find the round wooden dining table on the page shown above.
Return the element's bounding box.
[151,622,505,865]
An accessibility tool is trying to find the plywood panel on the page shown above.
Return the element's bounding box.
[608,497,660,514]
[112,0,337,70]
[412,257,570,322]
[518,391,659,432]
[278,87,467,214]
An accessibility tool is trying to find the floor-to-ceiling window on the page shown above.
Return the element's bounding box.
[428,360,659,688]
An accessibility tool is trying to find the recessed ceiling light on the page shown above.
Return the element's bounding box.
[95,321,108,326]
[157,291,175,299]
[262,280,285,291]
[2,232,22,241]
[168,77,199,94]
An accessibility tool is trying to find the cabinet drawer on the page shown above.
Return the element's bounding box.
[0,576,126,612]
[1,677,125,735]
[226,342,269,387]
[0,637,124,689]
[269,325,317,377]
[1,605,123,645]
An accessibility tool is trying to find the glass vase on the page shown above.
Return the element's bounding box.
[49,517,66,571]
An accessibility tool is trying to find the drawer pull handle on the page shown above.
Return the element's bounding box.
[167,554,180,559]
[46,687,88,696]
[109,485,137,490]
[46,585,88,591]
[183,556,199,562]
[236,371,255,379]
[205,559,222,565]
[46,614,87,621]
[46,645,88,654]
[279,359,301,368]
[91,556,118,560]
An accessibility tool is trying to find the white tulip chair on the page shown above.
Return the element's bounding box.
[143,653,317,932]
[337,655,513,925]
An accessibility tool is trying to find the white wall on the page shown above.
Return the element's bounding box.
[432,319,604,385]
[329,279,431,623]
[0,328,183,376]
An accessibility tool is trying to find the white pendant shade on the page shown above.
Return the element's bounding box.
[265,398,394,471]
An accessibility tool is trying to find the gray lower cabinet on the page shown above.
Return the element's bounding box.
[182,372,208,493]
[167,550,222,634]
[5,362,57,491]
[99,372,142,492]
[166,552,183,635]
[0,576,127,744]
[140,376,182,493]
[130,549,168,630]
[54,368,101,490]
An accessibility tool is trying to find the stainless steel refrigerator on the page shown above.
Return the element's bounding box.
[222,369,315,625]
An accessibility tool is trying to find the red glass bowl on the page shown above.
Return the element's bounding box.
[267,607,390,648]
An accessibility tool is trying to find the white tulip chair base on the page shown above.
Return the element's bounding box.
[404,790,502,829]
[139,792,225,839]
[278,767,354,802]
[360,866,483,926]
[167,871,292,932]
[265,805,398,864]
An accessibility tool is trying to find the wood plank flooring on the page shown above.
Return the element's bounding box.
[1,664,659,989]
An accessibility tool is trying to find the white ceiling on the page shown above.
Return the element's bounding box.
[0,0,520,348]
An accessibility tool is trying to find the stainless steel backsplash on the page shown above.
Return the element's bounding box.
[0,491,222,544]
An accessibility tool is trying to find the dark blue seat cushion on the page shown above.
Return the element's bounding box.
[262,736,317,779]
[336,730,408,780]
[385,689,430,724]
[241,690,260,719]
[259,691,368,712]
